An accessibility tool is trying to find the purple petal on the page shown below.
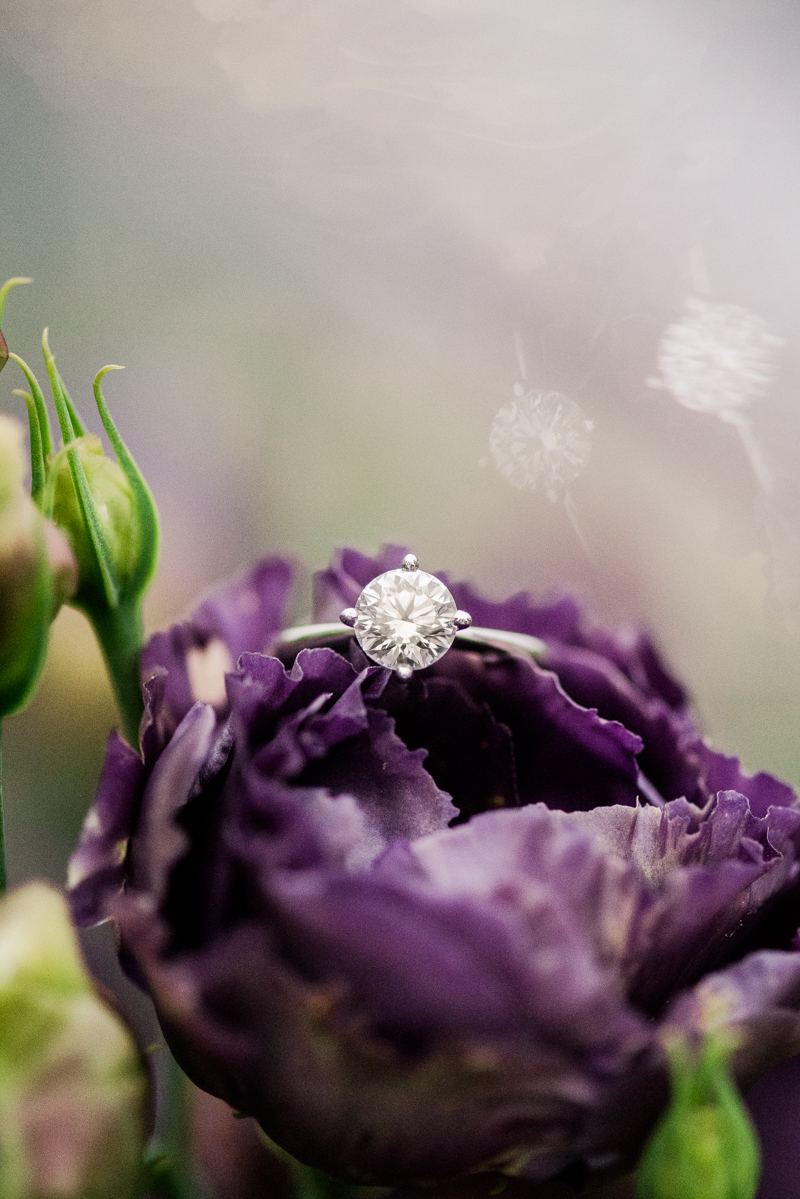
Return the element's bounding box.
[228,649,457,856]
[444,580,583,645]
[227,649,360,749]
[297,706,458,852]
[446,576,686,713]
[554,794,800,1010]
[130,702,218,903]
[313,545,408,622]
[582,625,688,712]
[67,732,146,926]
[690,740,798,817]
[664,949,800,1089]
[377,673,519,821]
[193,557,294,666]
[539,641,699,806]
[432,651,642,812]
[117,840,649,1185]
[141,557,294,733]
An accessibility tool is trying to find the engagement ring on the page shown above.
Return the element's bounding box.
[278,553,547,679]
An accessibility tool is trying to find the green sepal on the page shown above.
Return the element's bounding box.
[57,367,87,437]
[636,1032,760,1199]
[0,278,31,377]
[12,391,45,509]
[42,330,121,608]
[7,353,53,462]
[0,278,32,327]
[94,365,160,597]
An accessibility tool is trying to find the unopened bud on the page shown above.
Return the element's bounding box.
[8,335,159,745]
[0,416,77,717]
[0,883,148,1199]
[49,433,142,614]
[636,1032,760,1199]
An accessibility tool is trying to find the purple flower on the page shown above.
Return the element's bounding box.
[68,547,800,1192]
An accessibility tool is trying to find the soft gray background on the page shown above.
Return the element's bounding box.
[3,0,800,883]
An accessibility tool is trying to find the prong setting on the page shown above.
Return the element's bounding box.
[339,554,462,679]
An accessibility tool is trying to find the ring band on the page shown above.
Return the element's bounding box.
[278,555,546,679]
[276,622,546,663]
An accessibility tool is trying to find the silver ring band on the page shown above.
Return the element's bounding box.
[277,623,546,662]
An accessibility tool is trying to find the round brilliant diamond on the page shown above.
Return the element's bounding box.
[354,568,458,672]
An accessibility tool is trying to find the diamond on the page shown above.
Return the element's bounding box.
[354,567,458,672]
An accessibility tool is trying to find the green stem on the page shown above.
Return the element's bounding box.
[0,724,5,894]
[90,602,145,749]
[143,1055,208,1199]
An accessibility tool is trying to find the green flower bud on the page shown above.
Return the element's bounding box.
[0,415,77,718]
[9,334,159,745]
[0,882,148,1199]
[636,1032,760,1199]
[48,434,142,615]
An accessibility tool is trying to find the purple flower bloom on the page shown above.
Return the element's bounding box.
[68,547,800,1192]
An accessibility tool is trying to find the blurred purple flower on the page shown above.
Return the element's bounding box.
[68,547,800,1193]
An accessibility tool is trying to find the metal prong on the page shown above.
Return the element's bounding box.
[339,608,357,628]
[396,664,413,681]
[453,610,472,630]
[401,553,419,572]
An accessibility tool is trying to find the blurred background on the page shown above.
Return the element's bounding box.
[3,0,800,893]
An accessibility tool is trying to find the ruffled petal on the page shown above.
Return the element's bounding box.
[115,825,649,1186]
[227,649,457,857]
[378,673,519,821]
[67,732,146,926]
[552,794,800,1010]
[130,702,219,903]
[313,545,408,622]
[538,641,698,805]
[432,651,642,812]
[141,557,294,733]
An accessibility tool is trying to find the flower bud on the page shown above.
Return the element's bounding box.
[48,434,142,615]
[0,882,148,1199]
[9,336,159,744]
[636,1032,760,1199]
[0,415,77,717]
